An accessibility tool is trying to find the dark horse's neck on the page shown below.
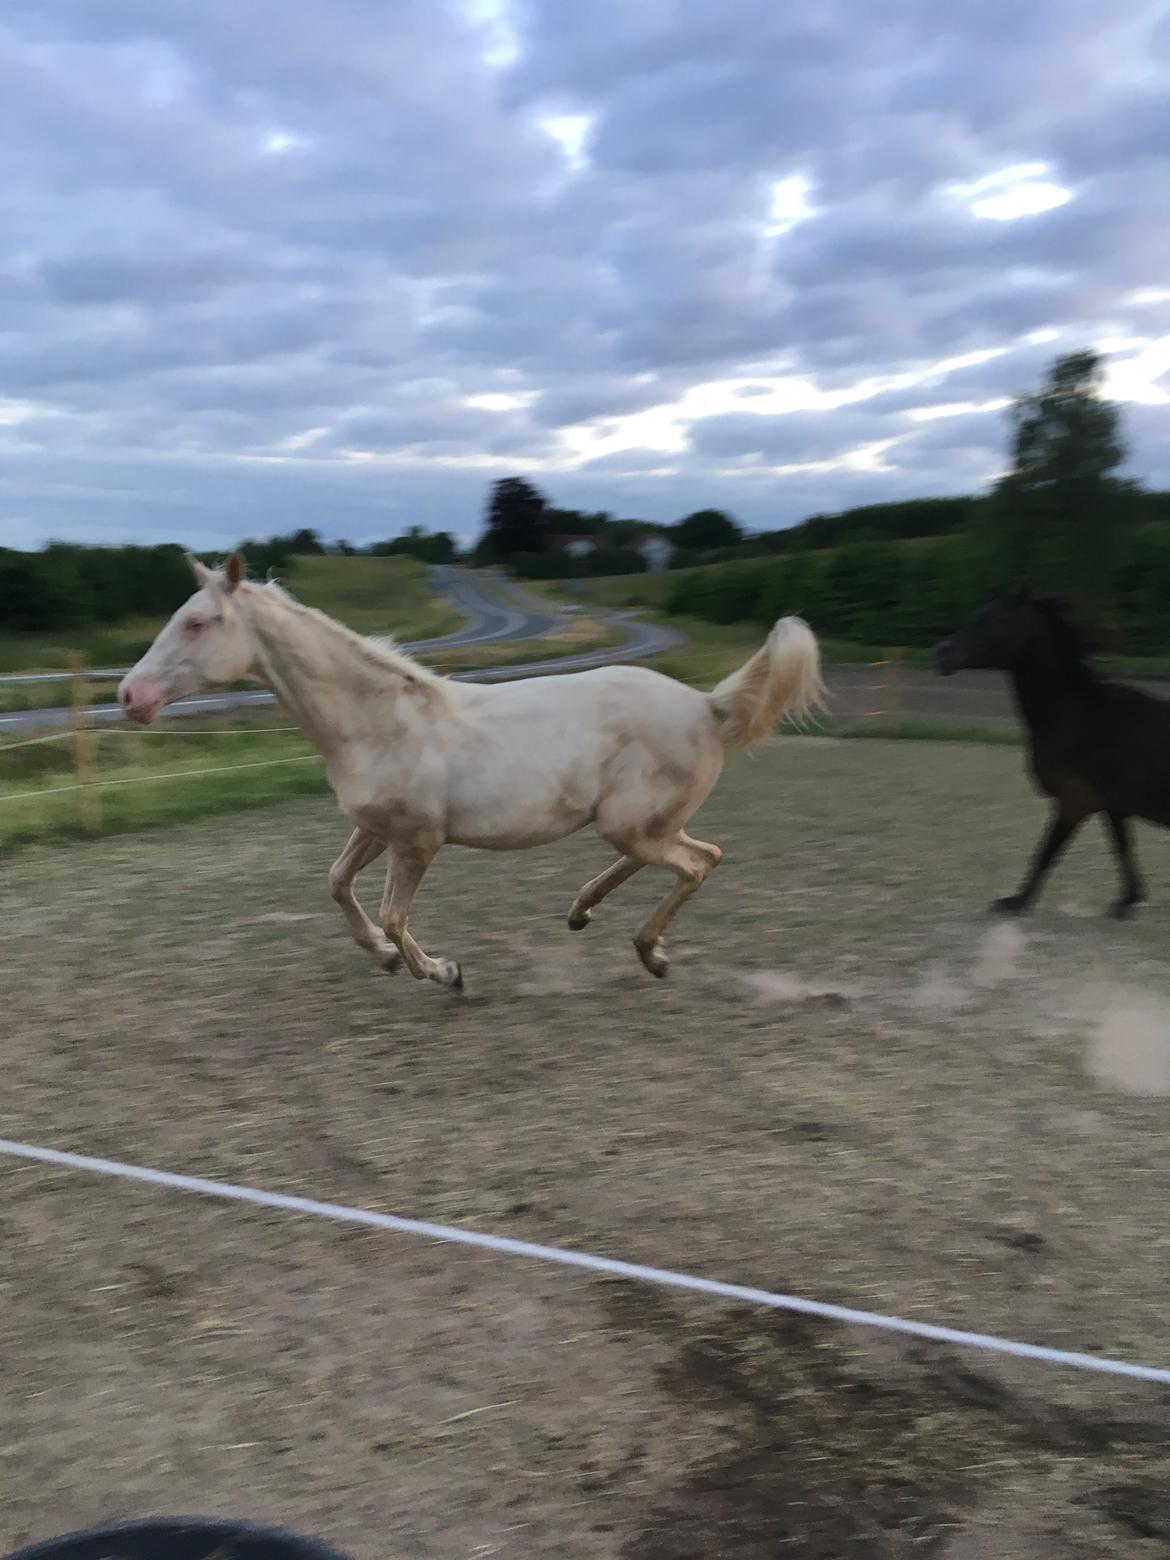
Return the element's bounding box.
[1007,640,1097,737]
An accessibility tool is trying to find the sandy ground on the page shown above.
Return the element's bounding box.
[4,739,1170,1558]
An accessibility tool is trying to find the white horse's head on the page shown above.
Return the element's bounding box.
[118,552,256,724]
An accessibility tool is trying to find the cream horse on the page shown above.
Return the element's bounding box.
[119,554,824,988]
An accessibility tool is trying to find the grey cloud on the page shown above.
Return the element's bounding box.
[532,374,675,429]
[1,0,1167,550]
[687,408,902,463]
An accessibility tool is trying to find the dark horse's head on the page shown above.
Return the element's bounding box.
[935,590,1092,676]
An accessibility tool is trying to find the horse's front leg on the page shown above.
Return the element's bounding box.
[328,828,402,972]
[993,803,1084,914]
[380,837,463,989]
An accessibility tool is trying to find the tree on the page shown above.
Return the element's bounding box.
[369,526,457,564]
[984,350,1128,611]
[671,508,743,552]
[480,477,549,561]
[288,527,326,555]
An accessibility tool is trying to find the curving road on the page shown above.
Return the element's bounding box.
[0,566,687,731]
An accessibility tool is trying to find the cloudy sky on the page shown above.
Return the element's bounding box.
[3,0,1168,551]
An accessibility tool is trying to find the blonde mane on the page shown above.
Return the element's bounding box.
[246,578,451,703]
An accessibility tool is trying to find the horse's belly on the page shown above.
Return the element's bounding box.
[446,793,595,850]
[442,759,599,849]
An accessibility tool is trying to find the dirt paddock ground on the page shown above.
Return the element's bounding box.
[4,739,1170,1558]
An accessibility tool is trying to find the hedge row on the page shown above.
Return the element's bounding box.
[666,529,1170,652]
[0,543,194,633]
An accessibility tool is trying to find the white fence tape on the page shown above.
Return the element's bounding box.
[1,1137,1168,1387]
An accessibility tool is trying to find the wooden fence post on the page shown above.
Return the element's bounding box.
[885,647,903,724]
[869,648,904,724]
[68,653,101,835]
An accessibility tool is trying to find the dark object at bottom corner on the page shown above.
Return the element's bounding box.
[2,1516,353,1560]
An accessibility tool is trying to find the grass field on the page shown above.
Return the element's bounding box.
[0,711,329,855]
[5,741,1170,1557]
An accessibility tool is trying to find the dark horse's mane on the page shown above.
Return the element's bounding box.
[1029,595,1097,669]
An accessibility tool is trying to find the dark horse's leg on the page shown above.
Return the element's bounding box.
[994,804,1085,914]
[1103,811,1144,919]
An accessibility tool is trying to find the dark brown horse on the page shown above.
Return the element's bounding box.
[936,590,1170,918]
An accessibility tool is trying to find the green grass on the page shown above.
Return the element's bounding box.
[834,719,1022,745]
[0,712,329,855]
[285,554,462,641]
[0,621,169,677]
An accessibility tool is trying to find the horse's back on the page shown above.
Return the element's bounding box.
[463,662,711,730]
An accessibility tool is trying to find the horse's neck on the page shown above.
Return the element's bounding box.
[1008,642,1093,735]
[243,590,400,757]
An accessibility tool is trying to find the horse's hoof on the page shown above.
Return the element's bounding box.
[449,962,464,991]
[567,911,591,931]
[380,951,402,974]
[991,895,1027,915]
[636,943,669,978]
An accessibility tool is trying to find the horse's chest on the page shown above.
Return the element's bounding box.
[1030,747,1103,811]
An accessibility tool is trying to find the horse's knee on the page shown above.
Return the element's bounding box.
[328,869,350,903]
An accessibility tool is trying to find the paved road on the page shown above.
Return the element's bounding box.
[0,567,686,731]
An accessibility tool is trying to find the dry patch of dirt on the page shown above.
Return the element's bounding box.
[4,740,1170,1556]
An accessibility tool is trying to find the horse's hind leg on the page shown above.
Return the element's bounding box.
[328,829,402,972]
[628,830,722,977]
[568,855,643,930]
[1104,811,1145,918]
[380,838,463,990]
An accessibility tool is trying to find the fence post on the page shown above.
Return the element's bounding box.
[868,649,904,725]
[68,653,101,835]
[885,647,903,724]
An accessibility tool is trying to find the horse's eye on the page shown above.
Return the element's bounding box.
[185,617,207,635]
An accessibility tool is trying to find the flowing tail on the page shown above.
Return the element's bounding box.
[707,616,826,749]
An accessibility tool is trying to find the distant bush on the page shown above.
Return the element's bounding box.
[0,543,193,632]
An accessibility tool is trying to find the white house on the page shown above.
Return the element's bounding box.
[634,534,674,572]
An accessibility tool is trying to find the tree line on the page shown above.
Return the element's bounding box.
[665,351,1170,653]
[4,349,1165,649]
[0,524,458,635]
[665,519,1170,654]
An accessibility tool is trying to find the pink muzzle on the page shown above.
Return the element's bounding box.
[118,675,165,726]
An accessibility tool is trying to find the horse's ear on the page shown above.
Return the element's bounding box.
[186,553,214,588]
[223,551,246,593]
